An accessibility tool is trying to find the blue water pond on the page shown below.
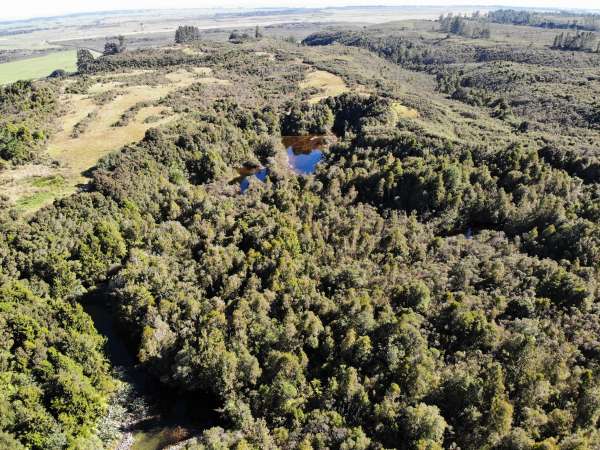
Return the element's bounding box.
[237,135,331,192]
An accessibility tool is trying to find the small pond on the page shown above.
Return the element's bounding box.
[282,135,326,175]
[236,165,268,193]
[236,135,331,192]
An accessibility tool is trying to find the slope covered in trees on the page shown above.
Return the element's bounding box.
[488,9,600,32]
[0,18,599,450]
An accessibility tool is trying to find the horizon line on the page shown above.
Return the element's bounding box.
[2,4,598,25]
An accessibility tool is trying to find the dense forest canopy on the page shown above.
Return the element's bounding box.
[0,80,57,164]
[0,10,599,450]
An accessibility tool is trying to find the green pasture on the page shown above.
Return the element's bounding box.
[0,50,77,84]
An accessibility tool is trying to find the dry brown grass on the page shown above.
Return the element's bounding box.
[1,164,56,199]
[391,101,419,119]
[5,68,225,213]
[49,69,208,173]
[47,92,177,179]
[300,70,349,104]
[180,47,205,56]
[0,165,73,212]
[255,51,276,61]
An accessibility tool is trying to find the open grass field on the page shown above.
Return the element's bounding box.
[0,50,77,84]
[391,101,419,120]
[47,67,222,172]
[300,70,349,103]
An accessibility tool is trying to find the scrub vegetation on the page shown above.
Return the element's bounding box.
[0,9,599,450]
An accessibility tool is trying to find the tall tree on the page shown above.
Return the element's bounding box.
[76,49,94,72]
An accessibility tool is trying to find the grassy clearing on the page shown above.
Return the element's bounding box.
[255,51,276,61]
[30,175,67,189]
[0,165,59,209]
[391,101,419,119]
[6,172,73,214]
[0,50,77,85]
[48,70,202,175]
[39,69,209,205]
[300,70,349,103]
[181,47,204,56]
[48,89,176,178]
[3,68,220,213]
[15,191,59,211]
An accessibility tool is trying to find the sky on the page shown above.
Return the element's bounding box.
[2,0,599,21]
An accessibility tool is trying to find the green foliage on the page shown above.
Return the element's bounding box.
[175,26,201,44]
[552,31,597,51]
[489,9,600,32]
[0,122,41,161]
[76,49,95,73]
[439,13,491,39]
[229,31,252,44]
[1,26,599,450]
[0,80,56,164]
[280,101,333,135]
[103,36,126,56]
[0,282,113,448]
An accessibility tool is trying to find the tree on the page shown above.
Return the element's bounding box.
[229,30,250,43]
[48,69,67,78]
[76,49,94,73]
[396,280,431,313]
[255,25,263,39]
[552,33,564,49]
[553,31,596,51]
[439,13,491,39]
[402,404,447,449]
[104,35,126,56]
[118,35,127,52]
[175,25,201,44]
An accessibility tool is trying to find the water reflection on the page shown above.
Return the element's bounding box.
[282,136,325,173]
[283,135,328,175]
[234,135,332,192]
[282,135,329,153]
[237,166,268,193]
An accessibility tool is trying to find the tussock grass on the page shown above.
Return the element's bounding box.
[5,68,219,212]
[300,70,349,103]
[391,101,420,119]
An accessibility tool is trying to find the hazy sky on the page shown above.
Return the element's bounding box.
[3,0,599,21]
